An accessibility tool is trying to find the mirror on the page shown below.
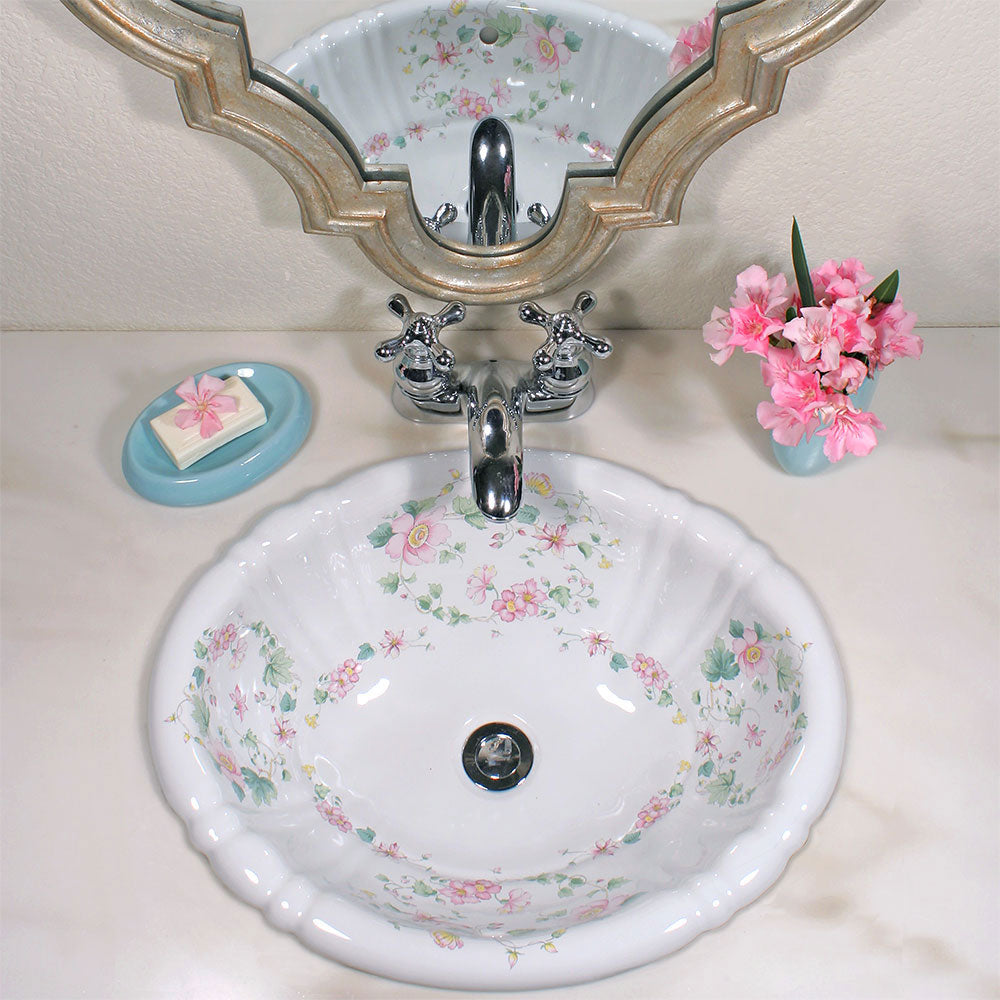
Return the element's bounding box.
[62,0,884,301]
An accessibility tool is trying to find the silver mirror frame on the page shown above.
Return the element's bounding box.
[62,0,884,303]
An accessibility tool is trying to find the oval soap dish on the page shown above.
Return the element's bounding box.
[122,363,311,506]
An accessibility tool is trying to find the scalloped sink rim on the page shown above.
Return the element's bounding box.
[149,450,846,990]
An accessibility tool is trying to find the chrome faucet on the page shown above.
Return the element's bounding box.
[469,117,516,246]
[375,292,612,521]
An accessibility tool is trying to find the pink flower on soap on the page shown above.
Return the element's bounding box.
[492,587,526,622]
[525,22,571,72]
[174,374,238,439]
[386,508,450,565]
[732,627,769,677]
[513,578,542,617]
[212,743,243,785]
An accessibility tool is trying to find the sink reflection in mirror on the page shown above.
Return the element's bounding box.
[152,450,845,989]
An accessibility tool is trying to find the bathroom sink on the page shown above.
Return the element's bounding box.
[269,0,684,236]
[150,450,845,989]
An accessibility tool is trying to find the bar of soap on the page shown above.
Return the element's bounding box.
[150,375,267,470]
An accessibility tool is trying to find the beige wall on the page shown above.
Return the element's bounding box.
[1,0,998,331]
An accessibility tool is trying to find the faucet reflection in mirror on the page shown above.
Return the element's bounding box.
[376,291,612,521]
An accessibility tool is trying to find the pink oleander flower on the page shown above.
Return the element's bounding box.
[174,374,238,439]
[583,629,612,656]
[272,716,296,746]
[466,564,496,604]
[830,296,876,355]
[591,838,618,856]
[492,587,526,622]
[769,368,827,421]
[317,799,352,832]
[784,306,842,371]
[442,878,501,904]
[756,400,819,447]
[812,258,874,302]
[870,300,923,369]
[734,264,792,318]
[636,793,672,828]
[513,578,542,617]
[434,40,460,66]
[328,658,362,699]
[499,888,532,913]
[729,303,787,360]
[732,627,769,677]
[704,266,790,364]
[362,132,390,158]
[212,743,243,784]
[745,722,763,747]
[761,345,811,388]
[631,652,668,691]
[385,507,450,565]
[534,522,569,555]
[406,121,427,141]
[380,629,408,658]
[668,11,714,77]
[695,728,720,756]
[554,123,572,144]
[230,684,248,722]
[815,395,885,462]
[432,931,463,950]
[821,356,869,394]
[490,78,511,106]
[525,21,571,72]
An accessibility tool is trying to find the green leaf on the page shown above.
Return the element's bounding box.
[691,689,701,705]
[577,542,593,559]
[241,768,277,806]
[357,642,375,661]
[314,783,331,799]
[871,269,899,304]
[391,136,406,149]
[577,131,590,145]
[557,886,574,898]
[528,89,540,103]
[657,690,674,707]
[282,769,292,783]
[791,217,817,308]
[548,585,571,608]
[454,542,466,553]
[432,608,446,621]
[356,826,376,843]
[705,769,736,806]
[191,695,210,735]
[456,24,475,43]
[726,703,743,725]
[402,497,438,517]
[754,621,767,641]
[785,306,798,323]
[622,830,641,844]
[314,687,328,705]
[279,692,296,713]
[609,651,629,672]
[701,637,739,683]
[378,572,400,594]
[416,596,432,611]
[428,582,443,600]
[606,876,628,889]
[791,691,801,713]
[516,504,540,524]
[668,782,684,798]
[774,649,798,692]
[263,648,294,688]
[192,666,205,688]
[794,712,809,729]
[231,780,245,802]
[560,79,574,96]
[568,876,585,886]
[434,91,451,107]
[564,29,582,52]
[729,619,745,638]
[193,640,208,659]
[698,759,714,778]
[368,523,393,548]
[533,13,558,31]
[412,879,438,897]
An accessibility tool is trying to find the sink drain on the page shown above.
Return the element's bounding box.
[462,722,533,791]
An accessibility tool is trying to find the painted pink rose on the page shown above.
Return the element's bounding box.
[668,12,715,77]
[317,799,352,832]
[587,139,613,161]
[208,623,244,662]
[525,22,571,72]
[442,878,501,904]
[635,793,672,828]
[362,132,390,159]
[466,564,496,604]
[574,894,629,922]
[513,578,542,617]
[174,374,238,439]
[212,743,243,785]
[452,88,492,119]
[732,627,769,677]
[492,587,526,622]
[534,522,569,555]
[385,507,450,565]
[328,658,362,698]
[631,653,668,691]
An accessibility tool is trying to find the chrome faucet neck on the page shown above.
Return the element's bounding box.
[469,117,516,246]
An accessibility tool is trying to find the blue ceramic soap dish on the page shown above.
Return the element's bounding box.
[122,363,311,505]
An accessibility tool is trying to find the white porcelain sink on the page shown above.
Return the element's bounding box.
[151,450,845,989]
[269,1,687,237]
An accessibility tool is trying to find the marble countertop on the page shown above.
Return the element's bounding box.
[1,328,997,998]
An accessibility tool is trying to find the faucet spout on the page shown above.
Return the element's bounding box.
[463,361,526,521]
[469,117,516,246]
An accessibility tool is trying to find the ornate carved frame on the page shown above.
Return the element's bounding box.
[62,0,884,302]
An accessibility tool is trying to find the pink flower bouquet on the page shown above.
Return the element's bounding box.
[704,219,922,468]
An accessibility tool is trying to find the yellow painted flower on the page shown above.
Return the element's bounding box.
[542,941,558,953]
[450,468,461,479]
[403,63,413,74]
[302,763,316,778]
[609,537,621,546]
[672,709,687,725]
[598,556,613,569]
[679,759,691,772]
[525,472,553,496]
[449,0,467,15]
[183,732,190,742]
[305,714,319,729]
[802,641,811,650]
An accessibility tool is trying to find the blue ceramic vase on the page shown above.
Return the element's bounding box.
[771,373,879,476]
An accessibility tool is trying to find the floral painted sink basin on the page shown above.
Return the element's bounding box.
[151,450,845,989]
[269,1,701,239]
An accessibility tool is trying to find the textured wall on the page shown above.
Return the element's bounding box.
[1,0,998,331]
